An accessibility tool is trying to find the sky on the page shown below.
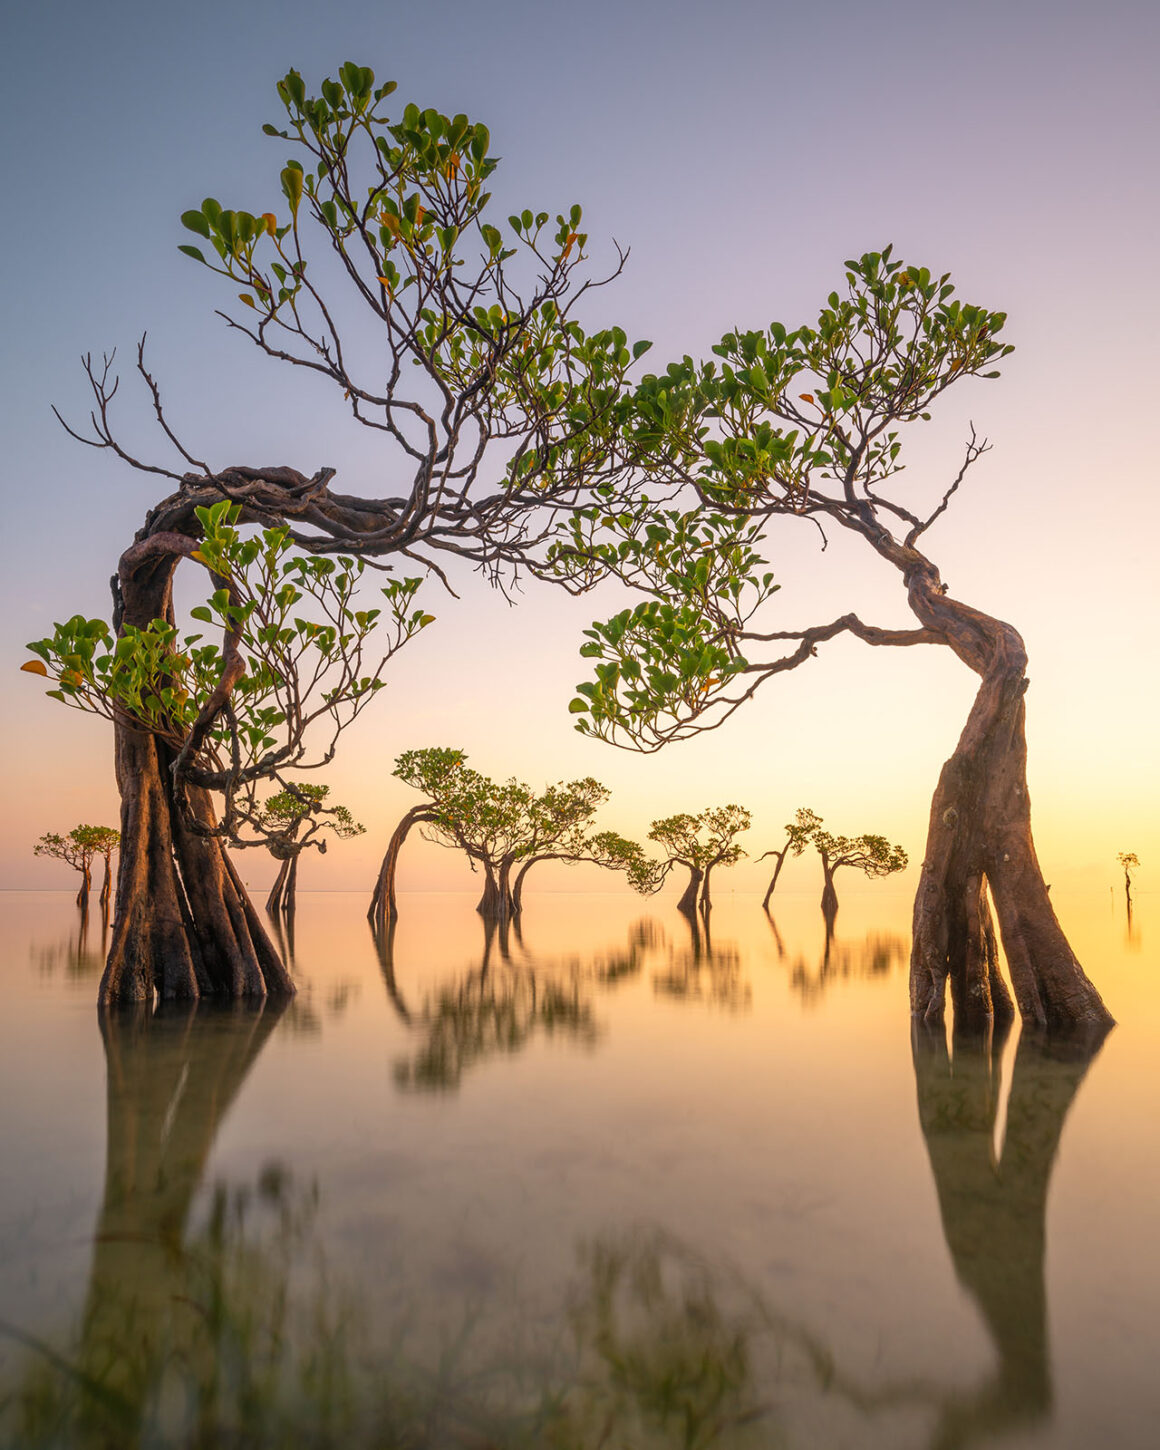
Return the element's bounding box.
[1,0,1157,899]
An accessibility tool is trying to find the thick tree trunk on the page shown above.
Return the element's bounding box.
[476,858,502,918]
[481,857,517,923]
[902,571,1113,1032]
[368,805,435,931]
[100,543,293,1006]
[76,864,92,912]
[677,863,702,915]
[820,858,839,918]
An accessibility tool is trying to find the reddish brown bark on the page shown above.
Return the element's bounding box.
[676,864,703,915]
[901,563,1112,1032]
[100,527,293,1006]
[368,804,436,931]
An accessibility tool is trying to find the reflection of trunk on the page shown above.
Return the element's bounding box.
[912,1021,1107,1450]
[80,999,287,1435]
[102,546,292,1006]
[369,918,412,1023]
[676,864,702,915]
[763,910,786,959]
[368,805,435,930]
[904,572,1111,1031]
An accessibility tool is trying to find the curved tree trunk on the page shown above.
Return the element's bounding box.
[282,855,298,917]
[266,856,291,916]
[476,858,502,919]
[700,862,715,913]
[761,847,789,911]
[101,541,293,1006]
[676,863,702,915]
[901,568,1113,1032]
[76,864,92,912]
[99,854,113,913]
[511,855,545,915]
[820,859,839,918]
[368,804,436,931]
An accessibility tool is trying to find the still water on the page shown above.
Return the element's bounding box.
[0,888,1156,1449]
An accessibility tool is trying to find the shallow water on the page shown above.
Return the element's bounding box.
[0,888,1156,1449]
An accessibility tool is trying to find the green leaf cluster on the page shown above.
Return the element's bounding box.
[25,504,432,790]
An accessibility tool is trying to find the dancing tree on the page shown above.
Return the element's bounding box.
[33,826,118,912]
[796,812,908,918]
[258,785,364,917]
[1117,851,1139,908]
[23,62,648,1005]
[559,249,1112,1031]
[381,749,652,921]
[647,805,751,914]
[758,807,821,910]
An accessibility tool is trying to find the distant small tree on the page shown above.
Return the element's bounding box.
[369,748,468,930]
[257,785,364,917]
[511,827,662,913]
[1117,852,1139,907]
[388,751,646,922]
[87,826,121,911]
[798,811,907,918]
[648,806,751,914]
[34,826,119,911]
[758,808,821,910]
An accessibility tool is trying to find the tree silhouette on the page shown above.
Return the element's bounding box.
[648,805,751,914]
[257,784,363,917]
[33,826,119,913]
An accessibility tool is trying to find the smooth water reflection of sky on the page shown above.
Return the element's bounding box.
[0,889,1157,1448]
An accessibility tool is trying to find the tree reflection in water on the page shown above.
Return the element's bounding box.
[910,1020,1108,1450]
[652,912,750,1013]
[388,917,602,1092]
[1,919,1111,1450]
[30,910,108,981]
[772,910,908,1006]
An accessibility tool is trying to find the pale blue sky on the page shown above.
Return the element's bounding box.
[2,0,1157,892]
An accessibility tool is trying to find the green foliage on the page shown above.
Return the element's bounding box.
[648,806,751,871]
[177,65,649,500]
[795,808,908,879]
[33,826,120,872]
[557,511,774,743]
[257,784,365,854]
[25,504,430,809]
[394,748,609,868]
[563,248,1015,750]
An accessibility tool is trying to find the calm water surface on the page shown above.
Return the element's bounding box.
[0,888,1156,1449]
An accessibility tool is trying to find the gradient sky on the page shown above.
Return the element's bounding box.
[1,0,1157,897]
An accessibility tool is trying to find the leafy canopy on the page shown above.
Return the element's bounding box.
[555,247,1014,749]
[25,502,428,847]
